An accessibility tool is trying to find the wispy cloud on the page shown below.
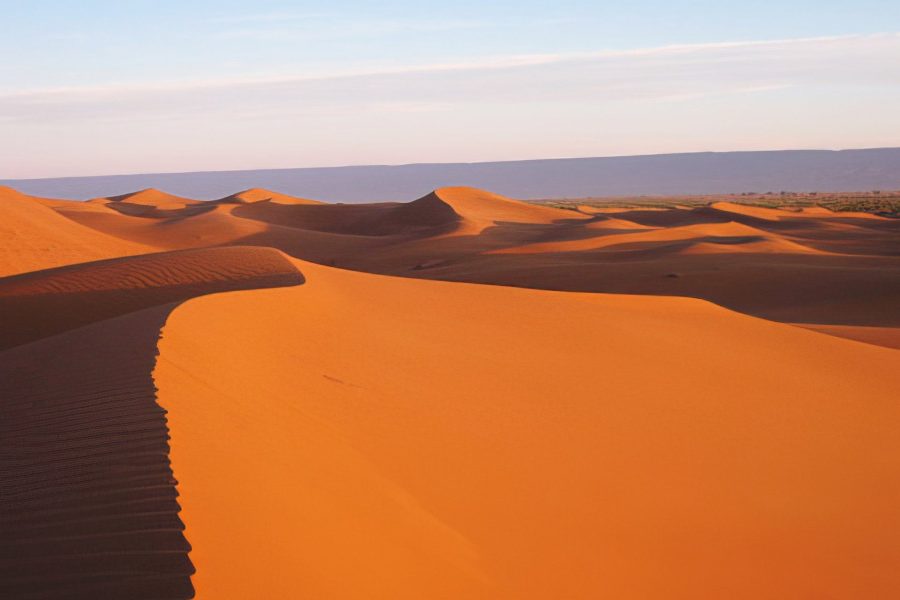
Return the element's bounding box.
[213,17,488,41]
[1,33,897,122]
[212,11,337,23]
[209,12,571,41]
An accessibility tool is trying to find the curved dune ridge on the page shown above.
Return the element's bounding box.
[0,246,304,350]
[0,186,153,276]
[154,260,900,599]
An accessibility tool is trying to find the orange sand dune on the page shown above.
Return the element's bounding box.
[226,188,468,238]
[59,200,386,263]
[53,201,269,248]
[584,215,655,230]
[217,188,324,205]
[231,186,586,238]
[491,220,824,255]
[433,186,588,224]
[0,186,154,276]
[107,188,202,208]
[795,323,900,350]
[155,260,900,599]
[0,246,303,350]
[0,257,304,598]
[709,200,888,222]
[232,200,406,235]
[577,205,670,215]
[424,186,589,235]
[98,188,215,219]
[676,235,825,255]
[408,250,900,328]
[707,201,800,221]
[16,185,899,334]
[3,183,900,598]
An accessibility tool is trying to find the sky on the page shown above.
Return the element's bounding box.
[1,0,899,179]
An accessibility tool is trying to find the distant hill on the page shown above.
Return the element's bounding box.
[4,148,900,202]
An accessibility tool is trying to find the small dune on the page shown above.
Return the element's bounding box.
[491,221,818,255]
[677,236,823,255]
[107,188,202,208]
[708,201,889,223]
[708,201,795,221]
[217,188,324,205]
[585,216,655,230]
[428,186,589,233]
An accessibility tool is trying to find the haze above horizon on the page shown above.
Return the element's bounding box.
[2,0,899,179]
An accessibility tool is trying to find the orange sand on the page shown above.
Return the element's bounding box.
[0,186,153,276]
[2,184,899,599]
[155,260,900,599]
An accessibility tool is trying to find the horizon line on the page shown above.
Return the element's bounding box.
[3,145,898,184]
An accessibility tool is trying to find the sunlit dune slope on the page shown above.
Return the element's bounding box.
[156,261,900,599]
[0,246,303,350]
[0,186,153,276]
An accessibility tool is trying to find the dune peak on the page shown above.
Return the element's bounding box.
[222,188,322,205]
[427,186,588,227]
[109,188,199,206]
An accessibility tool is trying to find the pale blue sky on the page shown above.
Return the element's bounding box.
[2,1,898,178]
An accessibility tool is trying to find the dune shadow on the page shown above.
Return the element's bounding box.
[0,252,305,599]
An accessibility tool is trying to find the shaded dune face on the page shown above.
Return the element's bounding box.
[0,307,194,600]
